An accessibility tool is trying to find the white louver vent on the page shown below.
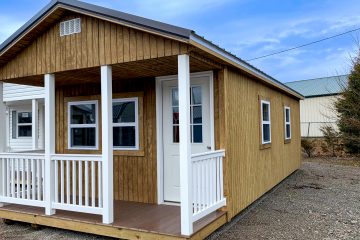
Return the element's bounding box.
[60,18,81,37]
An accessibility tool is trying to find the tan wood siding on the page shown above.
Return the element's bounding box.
[222,67,301,219]
[55,77,157,204]
[0,13,189,81]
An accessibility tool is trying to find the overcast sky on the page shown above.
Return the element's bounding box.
[0,0,359,82]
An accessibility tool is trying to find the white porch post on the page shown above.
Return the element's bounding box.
[101,65,114,224]
[178,54,193,235]
[32,99,39,150]
[0,82,6,206]
[0,82,5,153]
[44,74,55,215]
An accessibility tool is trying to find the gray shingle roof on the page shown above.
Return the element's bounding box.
[285,75,348,98]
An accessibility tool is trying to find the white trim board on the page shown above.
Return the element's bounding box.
[155,71,215,205]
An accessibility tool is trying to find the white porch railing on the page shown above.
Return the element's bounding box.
[191,150,226,222]
[0,153,45,207]
[51,154,103,215]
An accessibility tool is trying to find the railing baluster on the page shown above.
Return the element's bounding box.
[11,158,15,198]
[42,159,45,201]
[16,159,20,198]
[26,159,30,200]
[60,160,64,204]
[219,155,224,199]
[37,159,41,200]
[54,159,58,203]
[6,158,10,197]
[79,161,82,206]
[31,159,35,200]
[72,161,76,205]
[66,160,70,204]
[1,158,5,197]
[85,161,89,207]
[21,159,25,199]
[192,162,197,214]
[98,161,102,208]
[91,161,95,207]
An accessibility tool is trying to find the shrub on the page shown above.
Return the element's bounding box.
[301,139,315,158]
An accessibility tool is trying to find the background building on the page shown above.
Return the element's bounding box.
[286,75,348,137]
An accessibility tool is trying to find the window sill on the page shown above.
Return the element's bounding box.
[260,143,271,150]
[284,139,291,144]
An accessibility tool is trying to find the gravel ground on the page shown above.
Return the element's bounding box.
[1,160,359,239]
[209,160,360,240]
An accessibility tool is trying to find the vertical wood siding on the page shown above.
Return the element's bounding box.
[222,68,301,219]
[55,78,157,203]
[0,13,189,81]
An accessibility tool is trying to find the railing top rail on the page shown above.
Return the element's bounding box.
[50,154,102,161]
[191,150,225,162]
[0,152,45,159]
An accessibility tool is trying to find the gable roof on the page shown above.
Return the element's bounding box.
[285,75,348,98]
[0,0,303,100]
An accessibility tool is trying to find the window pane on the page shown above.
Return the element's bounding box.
[285,109,290,122]
[263,124,270,142]
[262,103,269,121]
[18,112,32,124]
[173,107,179,124]
[113,126,136,147]
[286,124,291,138]
[192,106,202,124]
[12,111,17,139]
[71,128,96,147]
[191,86,202,105]
[18,126,32,137]
[193,125,203,143]
[172,88,179,106]
[173,125,179,143]
[113,101,135,123]
[71,104,96,124]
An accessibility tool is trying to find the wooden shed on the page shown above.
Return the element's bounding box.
[0,0,303,239]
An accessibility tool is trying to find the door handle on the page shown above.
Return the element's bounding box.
[207,146,211,150]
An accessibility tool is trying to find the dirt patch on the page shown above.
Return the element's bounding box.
[209,159,360,240]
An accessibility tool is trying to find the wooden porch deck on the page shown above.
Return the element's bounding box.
[0,200,227,239]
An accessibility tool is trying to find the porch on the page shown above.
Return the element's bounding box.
[0,200,226,239]
[0,54,227,237]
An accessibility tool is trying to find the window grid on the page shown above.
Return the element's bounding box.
[68,101,98,150]
[17,111,32,138]
[261,100,271,144]
[113,98,139,150]
[285,106,291,140]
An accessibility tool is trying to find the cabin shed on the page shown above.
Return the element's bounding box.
[0,0,303,239]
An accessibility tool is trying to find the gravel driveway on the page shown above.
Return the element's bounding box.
[209,161,360,240]
[1,160,359,239]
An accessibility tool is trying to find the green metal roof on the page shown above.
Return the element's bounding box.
[285,75,348,98]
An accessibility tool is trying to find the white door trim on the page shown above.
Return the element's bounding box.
[155,71,215,204]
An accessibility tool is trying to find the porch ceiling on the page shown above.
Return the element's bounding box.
[1,55,220,87]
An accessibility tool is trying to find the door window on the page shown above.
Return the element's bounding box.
[171,86,203,143]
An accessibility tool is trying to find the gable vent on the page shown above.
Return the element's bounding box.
[60,18,81,36]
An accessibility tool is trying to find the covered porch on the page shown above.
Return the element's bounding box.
[0,54,226,238]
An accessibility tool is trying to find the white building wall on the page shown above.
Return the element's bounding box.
[300,95,338,137]
[3,83,44,102]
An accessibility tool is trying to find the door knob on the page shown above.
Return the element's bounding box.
[207,146,211,150]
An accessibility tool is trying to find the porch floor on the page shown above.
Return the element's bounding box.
[0,200,226,239]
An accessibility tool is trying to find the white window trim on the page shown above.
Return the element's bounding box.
[68,100,99,150]
[261,100,271,144]
[17,111,32,138]
[284,106,291,140]
[113,97,139,150]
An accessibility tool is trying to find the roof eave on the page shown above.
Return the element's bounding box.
[189,33,304,100]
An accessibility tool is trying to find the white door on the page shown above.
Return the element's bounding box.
[162,75,212,203]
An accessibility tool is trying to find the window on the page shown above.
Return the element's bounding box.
[261,100,271,144]
[284,106,291,140]
[171,86,203,144]
[68,101,98,149]
[17,112,32,137]
[113,98,139,150]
